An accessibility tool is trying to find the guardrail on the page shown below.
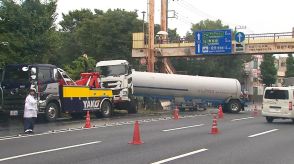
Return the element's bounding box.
[245,32,294,44]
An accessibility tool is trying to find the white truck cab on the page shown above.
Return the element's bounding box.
[95,60,137,113]
[262,87,294,123]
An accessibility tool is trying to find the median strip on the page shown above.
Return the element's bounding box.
[248,129,279,138]
[0,141,102,162]
[151,148,208,164]
[162,124,205,132]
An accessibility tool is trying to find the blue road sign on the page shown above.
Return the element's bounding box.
[195,29,232,55]
[235,32,245,43]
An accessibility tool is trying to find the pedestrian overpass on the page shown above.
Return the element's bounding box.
[132,31,294,58]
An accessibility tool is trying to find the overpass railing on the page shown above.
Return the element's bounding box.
[132,32,294,49]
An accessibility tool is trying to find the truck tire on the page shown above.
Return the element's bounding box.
[45,102,59,122]
[127,100,138,114]
[100,100,112,118]
[266,117,274,123]
[226,100,241,113]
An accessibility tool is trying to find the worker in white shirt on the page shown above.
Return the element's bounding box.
[24,88,38,134]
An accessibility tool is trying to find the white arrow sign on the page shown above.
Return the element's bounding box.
[197,44,200,53]
[237,33,242,42]
[197,33,200,41]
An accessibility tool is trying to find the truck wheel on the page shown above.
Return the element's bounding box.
[266,117,274,123]
[45,102,59,122]
[70,113,84,119]
[100,100,112,118]
[127,100,138,114]
[226,100,241,113]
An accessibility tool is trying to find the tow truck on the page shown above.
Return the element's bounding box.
[0,64,113,121]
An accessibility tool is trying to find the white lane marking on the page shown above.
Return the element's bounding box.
[162,124,205,132]
[0,141,101,162]
[151,148,208,164]
[231,117,254,122]
[248,129,279,138]
[0,114,211,141]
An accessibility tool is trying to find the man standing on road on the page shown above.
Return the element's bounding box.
[24,88,38,134]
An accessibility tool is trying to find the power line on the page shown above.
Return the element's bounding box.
[180,0,256,33]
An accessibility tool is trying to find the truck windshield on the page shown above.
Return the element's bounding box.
[4,65,29,83]
[96,65,127,76]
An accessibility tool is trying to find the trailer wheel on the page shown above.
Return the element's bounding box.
[227,100,241,113]
[100,100,112,118]
[45,102,59,122]
[127,100,138,114]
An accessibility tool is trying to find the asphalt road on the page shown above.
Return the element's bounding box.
[0,109,294,164]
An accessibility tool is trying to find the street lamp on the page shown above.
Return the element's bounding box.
[142,11,146,34]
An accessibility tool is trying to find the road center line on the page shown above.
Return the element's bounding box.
[151,148,208,164]
[0,141,101,162]
[162,124,205,132]
[248,129,279,138]
[231,117,254,122]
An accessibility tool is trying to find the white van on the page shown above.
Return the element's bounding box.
[262,87,294,123]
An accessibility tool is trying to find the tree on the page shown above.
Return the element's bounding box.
[168,28,180,42]
[0,0,58,64]
[285,53,294,77]
[63,55,96,80]
[260,55,277,86]
[59,9,95,33]
[58,9,142,66]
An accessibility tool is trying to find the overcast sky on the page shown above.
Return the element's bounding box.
[56,0,294,37]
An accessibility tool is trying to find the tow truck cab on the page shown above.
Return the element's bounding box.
[0,64,60,117]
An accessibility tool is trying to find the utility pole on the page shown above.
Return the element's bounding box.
[147,0,155,72]
[161,0,168,35]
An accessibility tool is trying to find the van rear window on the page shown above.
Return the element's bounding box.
[264,90,289,99]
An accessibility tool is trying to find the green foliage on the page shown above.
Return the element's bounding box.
[0,0,58,65]
[57,9,143,68]
[168,28,180,42]
[260,55,277,86]
[192,19,229,31]
[63,56,96,80]
[285,54,294,77]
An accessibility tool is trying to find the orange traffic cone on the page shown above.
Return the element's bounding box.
[210,115,219,134]
[129,121,143,145]
[84,111,91,128]
[218,105,224,119]
[252,105,258,117]
[173,106,179,120]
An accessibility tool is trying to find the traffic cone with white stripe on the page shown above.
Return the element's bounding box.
[210,115,219,134]
[129,121,143,145]
[218,104,224,119]
[84,111,91,128]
